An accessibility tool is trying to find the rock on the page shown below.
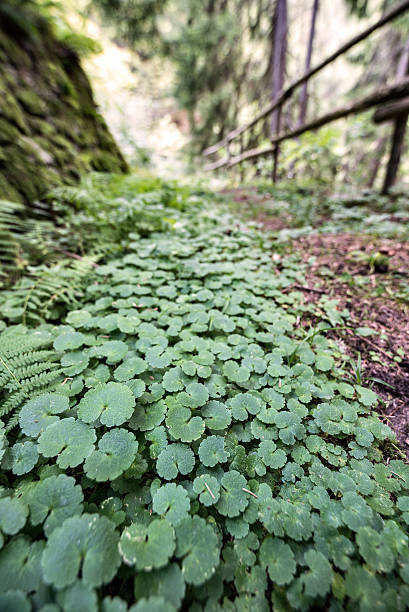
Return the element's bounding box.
[0,1,128,207]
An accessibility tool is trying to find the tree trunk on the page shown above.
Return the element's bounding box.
[270,0,287,137]
[298,0,319,127]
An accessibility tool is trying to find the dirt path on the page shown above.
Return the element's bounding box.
[293,233,409,455]
[226,187,409,454]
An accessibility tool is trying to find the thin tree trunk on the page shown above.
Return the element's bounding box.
[270,0,287,137]
[298,0,319,127]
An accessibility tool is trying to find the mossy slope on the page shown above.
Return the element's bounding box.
[0,1,128,205]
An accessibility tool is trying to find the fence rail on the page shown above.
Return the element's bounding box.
[203,0,409,192]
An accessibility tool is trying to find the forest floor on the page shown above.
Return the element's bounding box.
[225,185,409,454]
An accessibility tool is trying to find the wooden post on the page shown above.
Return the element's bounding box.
[381,116,408,193]
[382,36,409,194]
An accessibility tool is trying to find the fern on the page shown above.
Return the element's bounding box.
[0,200,28,282]
[0,257,98,324]
[0,328,62,428]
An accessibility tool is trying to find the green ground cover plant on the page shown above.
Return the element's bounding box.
[232,183,409,242]
[0,174,408,611]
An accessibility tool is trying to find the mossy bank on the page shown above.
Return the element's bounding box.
[0,1,127,205]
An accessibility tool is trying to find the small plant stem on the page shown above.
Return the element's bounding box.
[390,470,406,482]
[242,488,258,498]
[204,482,216,499]
[390,442,407,461]
[0,356,23,389]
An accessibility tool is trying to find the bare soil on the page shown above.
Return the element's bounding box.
[227,187,409,455]
[292,232,409,455]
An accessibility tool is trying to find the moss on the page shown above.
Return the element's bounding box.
[17,136,55,165]
[0,0,127,206]
[0,92,29,133]
[0,173,23,203]
[29,117,56,138]
[91,151,126,173]
[50,133,76,151]
[53,147,76,169]
[17,89,47,116]
[0,118,20,144]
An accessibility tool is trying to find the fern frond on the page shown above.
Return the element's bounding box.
[0,256,98,324]
[0,329,62,425]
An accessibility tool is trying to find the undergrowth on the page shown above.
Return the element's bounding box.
[0,174,408,611]
[232,183,409,242]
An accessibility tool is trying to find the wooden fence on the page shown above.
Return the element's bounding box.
[203,0,409,193]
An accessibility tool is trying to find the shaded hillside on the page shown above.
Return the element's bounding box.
[0,1,127,205]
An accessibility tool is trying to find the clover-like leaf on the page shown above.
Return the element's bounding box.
[38,418,96,468]
[127,378,146,398]
[0,590,30,612]
[84,364,110,388]
[201,401,231,430]
[54,330,86,352]
[114,357,147,381]
[193,474,221,506]
[223,360,250,383]
[66,309,92,327]
[77,382,135,427]
[341,492,373,531]
[165,401,205,442]
[229,393,262,421]
[28,474,83,535]
[216,470,249,517]
[259,537,296,585]
[315,352,334,372]
[0,496,28,535]
[129,596,176,612]
[98,340,129,364]
[313,403,341,435]
[102,596,128,612]
[156,443,195,480]
[198,435,229,467]
[146,426,168,459]
[344,565,383,609]
[301,550,332,598]
[257,440,287,469]
[175,515,220,585]
[129,399,167,431]
[146,346,173,369]
[8,441,38,475]
[41,514,120,588]
[134,563,185,609]
[57,581,97,612]
[61,350,89,375]
[119,519,175,570]
[183,382,209,408]
[356,385,377,406]
[19,393,69,438]
[0,536,44,593]
[84,429,138,481]
[274,411,304,445]
[152,483,190,525]
[356,526,394,573]
[162,367,185,392]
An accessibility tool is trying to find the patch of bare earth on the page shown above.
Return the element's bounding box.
[290,233,409,455]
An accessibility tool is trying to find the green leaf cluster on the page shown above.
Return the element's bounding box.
[0,175,408,611]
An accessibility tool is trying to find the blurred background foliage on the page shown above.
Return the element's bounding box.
[1,0,409,188]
